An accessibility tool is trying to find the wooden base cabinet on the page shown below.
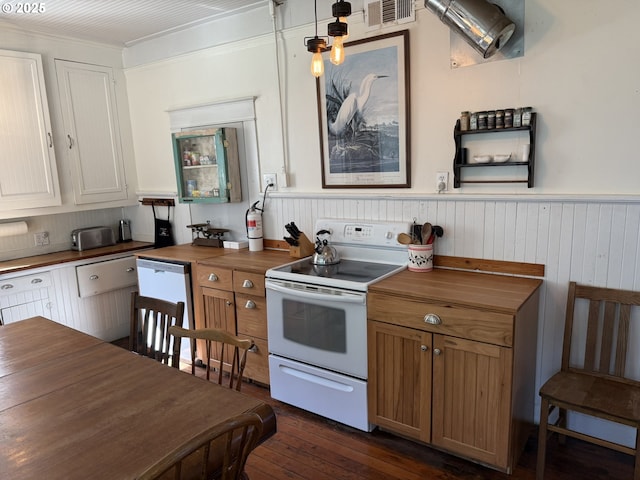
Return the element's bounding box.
[367,321,431,443]
[431,335,512,469]
[367,268,541,474]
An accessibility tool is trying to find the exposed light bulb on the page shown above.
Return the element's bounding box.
[339,17,349,40]
[310,51,324,77]
[330,36,345,65]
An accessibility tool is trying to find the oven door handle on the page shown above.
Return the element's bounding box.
[266,282,365,305]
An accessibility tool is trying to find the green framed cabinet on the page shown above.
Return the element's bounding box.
[172,128,242,204]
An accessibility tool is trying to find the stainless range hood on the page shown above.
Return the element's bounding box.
[425,0,516,59]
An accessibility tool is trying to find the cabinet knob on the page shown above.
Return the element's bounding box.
[433,348,442,356]
[126,267,135,273]
[248,344,258,353]
[420,345,429,352]
[30,278,43,284]
[424,313,442,325]
[245,300,256,309]
[242,279,254,288]
[89,275,99,280]
[1,284,14,290]
[208,273,218,282]
[225,300,232,306]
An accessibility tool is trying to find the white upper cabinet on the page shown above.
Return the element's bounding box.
[55,60,127,204]
[0,49,61,210]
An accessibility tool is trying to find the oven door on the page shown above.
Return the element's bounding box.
[266,279,368,379]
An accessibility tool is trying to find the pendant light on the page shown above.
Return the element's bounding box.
[305,0,328,77]
[328,0,351,65]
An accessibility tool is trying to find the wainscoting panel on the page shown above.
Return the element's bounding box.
[264,194,640,447]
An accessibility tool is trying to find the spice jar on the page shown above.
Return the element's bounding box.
[504,109,514,128]
[477,111,488,130]
[522,107,533,126]
[460,111,470,131]
[513,108,522,128]
[470,112,478,130]
[487,110,496,129]
[495,110,504,129]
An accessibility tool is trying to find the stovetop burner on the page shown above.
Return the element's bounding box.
[276,258,402,284]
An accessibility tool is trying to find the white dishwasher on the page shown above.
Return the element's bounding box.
[135,258,193,360]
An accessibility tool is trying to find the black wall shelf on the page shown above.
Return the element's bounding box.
[453,112,537,188]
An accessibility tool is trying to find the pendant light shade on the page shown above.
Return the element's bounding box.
[425,0,515,59]
[306,0,329,77]
[328,1,351,66]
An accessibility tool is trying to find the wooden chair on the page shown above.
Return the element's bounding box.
[168,326,253,391]
[537,281,640,480]
[130,292,185,367]
[137,412,263,480]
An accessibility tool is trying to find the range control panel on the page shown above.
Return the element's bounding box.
[315,219,412,248]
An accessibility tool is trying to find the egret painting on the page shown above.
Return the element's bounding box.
[318,30,410,188]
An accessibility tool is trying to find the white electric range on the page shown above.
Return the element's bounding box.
[265,219,411,431]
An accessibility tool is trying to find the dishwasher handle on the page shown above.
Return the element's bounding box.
[136,258,190,275]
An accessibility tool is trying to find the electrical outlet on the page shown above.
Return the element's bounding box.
[436,172,449,193]
[263,173,277,191]
[34,231,49,246]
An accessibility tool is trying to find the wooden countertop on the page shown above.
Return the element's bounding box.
[197,249,293,273]
[370,268,542,315]
[0,241,154,276]
[135,243,237,264]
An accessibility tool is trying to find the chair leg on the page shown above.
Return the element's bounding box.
[537,397,550,480]
[558,406,567,445]
[634,427,640,480]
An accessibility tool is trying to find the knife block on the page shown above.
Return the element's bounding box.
[289,233,315,258]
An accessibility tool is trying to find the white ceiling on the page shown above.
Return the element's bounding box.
[0,0,269,46]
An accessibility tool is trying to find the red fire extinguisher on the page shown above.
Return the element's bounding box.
[246,201,263,252]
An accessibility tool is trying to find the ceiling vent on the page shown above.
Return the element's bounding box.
[365,0,415,30]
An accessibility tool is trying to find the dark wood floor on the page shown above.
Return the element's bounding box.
[112,339,634,479]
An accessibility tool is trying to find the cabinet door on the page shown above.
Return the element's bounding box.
[367,320,431,442]
[432,334,512,470]
[0,49,60,210]
[55,60,127,204]
[198,286,236,367]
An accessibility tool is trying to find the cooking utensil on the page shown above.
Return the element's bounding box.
[421,223,432,245]
[312,230,340,265]
[397,232,414,245]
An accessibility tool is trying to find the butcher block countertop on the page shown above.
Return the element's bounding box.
[0,241,154,276]
[197,249,293,273]
[370,268,542,315]
[134,243,237,264]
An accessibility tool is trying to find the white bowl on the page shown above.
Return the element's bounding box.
[472,155,492,164]
[493,153,512,163]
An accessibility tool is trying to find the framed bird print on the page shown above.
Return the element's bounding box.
[317,30,410,188]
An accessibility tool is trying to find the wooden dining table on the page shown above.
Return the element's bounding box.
[0,316,276,479]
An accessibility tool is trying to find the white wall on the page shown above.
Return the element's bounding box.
[122,0,640,447]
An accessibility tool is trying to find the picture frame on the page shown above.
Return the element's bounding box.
[317,30,410,188]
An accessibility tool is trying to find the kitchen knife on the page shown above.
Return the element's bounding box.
[283,236,298,246]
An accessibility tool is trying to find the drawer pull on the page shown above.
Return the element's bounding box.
[424,313,442,325]
[126,267,135,273]
[30,278,43,284]
[226,301,232,306]
[248,344,258,353]
[245,300,256,309]
[434,348,442,356]
[208,273,218,282]
[1,284,14,290]
[242,279,254,288]
[89,275,99,281]
[420,345,429,352]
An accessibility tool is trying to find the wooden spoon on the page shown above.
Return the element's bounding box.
[397,232,414,245]
[421,223,432,245]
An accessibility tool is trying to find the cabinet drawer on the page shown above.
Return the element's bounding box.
[243,336,269,385]
[236,294,267,338]
[369,293,514,347]
[76,257,137,298]
[233,271,265,297]
[196,264,233,291]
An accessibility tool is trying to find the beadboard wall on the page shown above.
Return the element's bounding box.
[260,193,640,447]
